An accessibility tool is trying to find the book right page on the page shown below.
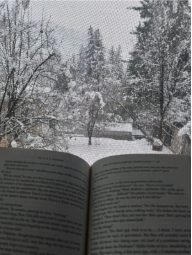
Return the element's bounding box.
[88,154,191,255]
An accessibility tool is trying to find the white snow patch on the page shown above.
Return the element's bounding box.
[67,136,172,165]
[178,122,191,138]
[153,139,163,146]
[27,134,35,142]
[11,140,17,148]
[44,87,51,93]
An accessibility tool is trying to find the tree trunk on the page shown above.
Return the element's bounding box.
[159,118,163,141]
[159,62,164,140]
[88,126,93,145]
[88,136,92,145]
[87,121,93,145]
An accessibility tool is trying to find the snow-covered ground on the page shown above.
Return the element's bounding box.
[67,136,172,165]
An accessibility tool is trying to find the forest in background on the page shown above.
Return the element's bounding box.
[0,0,190,152]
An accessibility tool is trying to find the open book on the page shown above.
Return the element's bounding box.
[0,148,190,255]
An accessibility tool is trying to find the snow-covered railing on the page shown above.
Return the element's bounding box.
[74,128,132,140]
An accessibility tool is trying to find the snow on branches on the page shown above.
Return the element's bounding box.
[0,0,66,149]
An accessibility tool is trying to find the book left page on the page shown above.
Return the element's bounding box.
[0,148,90,255]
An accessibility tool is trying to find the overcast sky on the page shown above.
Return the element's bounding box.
[30,0,141,60]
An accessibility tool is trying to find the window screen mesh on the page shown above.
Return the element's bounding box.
[0,0,190,164]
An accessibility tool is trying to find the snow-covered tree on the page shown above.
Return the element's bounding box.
[105,45,126,118]
[69,54,77,81]
[76,26,106,144]
[0,0,63,147]
[126,0,191,139]
[109,46,116,65]
[71,27,123,145]
[55,63,71,92]
[84,26,105,87]
[108,45,124,81]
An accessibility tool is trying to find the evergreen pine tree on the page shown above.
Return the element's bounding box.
[109,46,115,65]
[126,0,191,139]
[70,54,77,81]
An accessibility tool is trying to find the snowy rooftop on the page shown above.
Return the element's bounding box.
[153,139,163,146]
[106,123,132,132]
